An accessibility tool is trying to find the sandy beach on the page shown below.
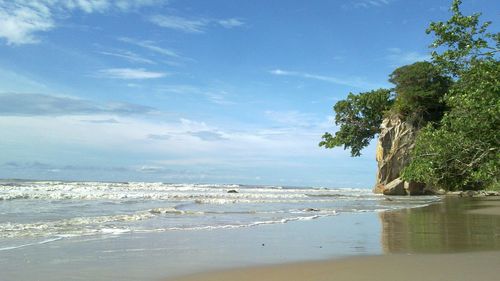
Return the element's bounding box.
[167,197,500,281]
[169,252,500,281]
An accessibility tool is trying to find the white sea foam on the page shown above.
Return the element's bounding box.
[0,205,336,239]
[149,207,204,215]
[0,181,374,202]
[100,228,131,235]
[0,237,63,251]
[145,214,327,232]
[0,212,153,238]
[2,214,327,250]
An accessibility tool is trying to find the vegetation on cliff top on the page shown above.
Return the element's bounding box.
[319,89,392,157]
[321,0,499,191]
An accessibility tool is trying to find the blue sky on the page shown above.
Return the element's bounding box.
[0,0,497,187]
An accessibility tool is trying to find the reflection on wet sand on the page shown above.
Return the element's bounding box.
[380,197,500,253]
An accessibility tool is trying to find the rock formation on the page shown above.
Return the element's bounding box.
[373,116,425,195]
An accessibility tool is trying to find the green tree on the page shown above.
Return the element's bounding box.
[389,62,452,127]
[426,0,499,76]
[403,60,500,190]
[402,0,500,191]
[320,62,450,156]
[319,89,392,156]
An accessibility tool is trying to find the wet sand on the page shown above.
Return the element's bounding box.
[167,197,500,281]
[0,207,385,281]
[169,252,500,281]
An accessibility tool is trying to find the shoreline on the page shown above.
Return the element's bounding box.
[167,197,500,281]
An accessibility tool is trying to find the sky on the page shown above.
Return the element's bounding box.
[0,0,498,188]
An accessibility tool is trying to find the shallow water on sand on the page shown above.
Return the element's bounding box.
[380,197,500,253]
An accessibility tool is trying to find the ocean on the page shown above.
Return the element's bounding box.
[0,180,438,250]
[0,180,439,280]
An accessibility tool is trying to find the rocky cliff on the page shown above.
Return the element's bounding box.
[373,116,425,195]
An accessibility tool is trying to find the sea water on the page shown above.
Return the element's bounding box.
[0,180,438,251]
[0,180,440,281]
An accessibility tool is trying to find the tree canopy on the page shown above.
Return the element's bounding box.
[321,0,499,191]
[320,62,449,156]
[389,61,452,127]
[319,89,392,156]
[402,60,499,190]
[426,0,499,76]
[402,0,499,190]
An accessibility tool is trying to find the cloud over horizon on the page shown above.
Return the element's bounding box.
[0,92,156,116]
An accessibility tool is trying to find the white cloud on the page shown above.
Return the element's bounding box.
[0,1,55,45]
[205,91,233,105]
[62,0,165,13]
[157,84,234,105]
[0,0,164,45]
[347,0,392,9]
[0,92,156,116]
[147,133,170,140]
[0,107,360,185]
[156,84,200,94]
[149,15,207,33]
[386,48,430,67]
[1,113,322,159]
[270,69,344,84]
[111,0,165,11]
[118,37,180,58]
[269,69,382,89]
[188,130,227,141]
[265,110,318,128]
[81,118,120,124]
[98,50,155,64]
[97,68,167,79]
[149,14,244,33]
[62,0,110,13]
[217,18,244,28]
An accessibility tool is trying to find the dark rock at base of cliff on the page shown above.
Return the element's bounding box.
[458,190,500,197]
[423,187,446,195]
[405,182,426,195]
